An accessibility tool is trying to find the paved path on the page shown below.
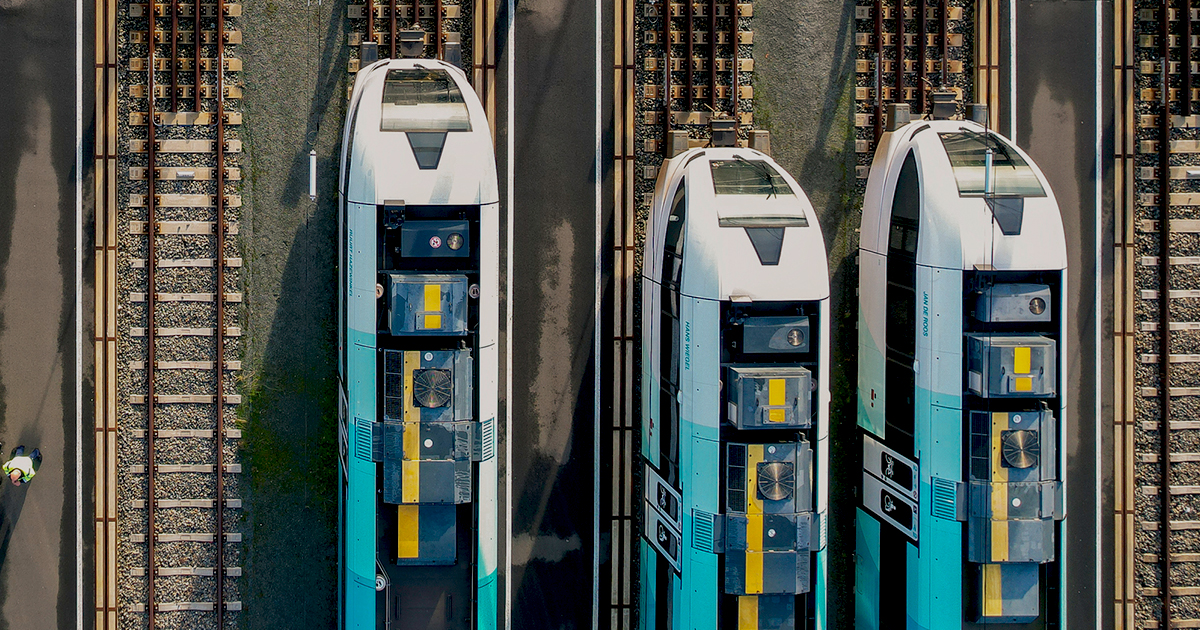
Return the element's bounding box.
[1015,1,1110,628]
[506,0,605,626]
[0,0,84,626]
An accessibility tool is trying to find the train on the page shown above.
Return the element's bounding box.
[639,145,831,630]
[337,57,499,630]
[854,105,1067,629]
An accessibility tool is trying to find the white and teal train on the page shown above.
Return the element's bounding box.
[855,107,1067,629]
[639,146,830,630]
[338,57,499,630]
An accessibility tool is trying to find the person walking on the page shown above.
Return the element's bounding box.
[2,445,41,486]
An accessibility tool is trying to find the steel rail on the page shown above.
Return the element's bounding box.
[215,2,228,622]
[436,0,443,60]
[194,0,202,111]
[873,0,883,139]
[1159,0,1174,624]
[895,0,905,107]
[661,0,671,153]
[707,0,716,112]
[171,0,179,111]
[938,0,946,86]
[729,0,737,128]
[146,0,160,621]
[1187,0,1194,116]
[366,0,374,52]
[685,0,693,112]
[918,0,927,112]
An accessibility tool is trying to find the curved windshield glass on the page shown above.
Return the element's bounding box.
[380,68,472,132]
[710,158,794,197]
[937,131,1045,197]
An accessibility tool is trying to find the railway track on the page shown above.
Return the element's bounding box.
[638,0,755,165]
[852,0,971,179]
[346,0,463,66]
[344,0,494,113]
[607,0,637,624]
[94,0,247,625]
[613,1,758,627]
[345,0,500,141]
[1117,0,1200,628]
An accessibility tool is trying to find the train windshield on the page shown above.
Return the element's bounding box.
[710,158,794,197]
[380,68,472,132]
[938,131,1046,197]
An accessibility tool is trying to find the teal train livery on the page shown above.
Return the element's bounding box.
[338,57,499,630]
[856,103,1067,629]
[639,145,831,630]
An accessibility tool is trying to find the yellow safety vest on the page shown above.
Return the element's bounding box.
[3,456,35,482]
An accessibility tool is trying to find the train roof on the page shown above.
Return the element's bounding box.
[861,118,1067,271]
[343,58,499,207]
[653,147,829,302]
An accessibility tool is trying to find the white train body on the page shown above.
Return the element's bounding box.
[855,118,1067,629]
[640,147,830,630]
[338,58,499,630]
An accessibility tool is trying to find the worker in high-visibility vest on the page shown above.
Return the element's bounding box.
[2,445,41,485]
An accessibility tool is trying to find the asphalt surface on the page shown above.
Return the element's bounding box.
[1015,1,1111,628]
[47,0,1113,628]
[0,0,85,626]
[506,0,603,626]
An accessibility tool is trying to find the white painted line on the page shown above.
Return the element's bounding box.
[1008,0,1016,138]
[1094,0,1103,627]
[504,0,514,626]
[75,0,84,620]
[592,0,602,621]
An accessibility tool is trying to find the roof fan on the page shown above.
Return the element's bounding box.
[413,369,453,408]
[756,461,795,502]
[1000,430,1040,469]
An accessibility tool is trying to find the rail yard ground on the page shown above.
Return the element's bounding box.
[228,0,861,626]
[82,0,1114,627]
[234,0,346,626]
[749,1,859,621]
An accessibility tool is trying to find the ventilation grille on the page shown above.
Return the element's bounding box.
[383,350,404,420]
[931,476,958,521]
[481,418,495,461]
[692,510,714,551]
[354,417,373,461]
[726,444,747,512]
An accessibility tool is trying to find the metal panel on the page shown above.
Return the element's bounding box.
[861,473,918,540]
[643,502,682,572]
[726,366,812,429]
[398,220,471,258]
[966,334,1056,398]
[741,316,810,354]
[381,421,404,504]
[386,274,469,335]
[972,283,1052,323]
[644,463,682,531]
[862,432,919,502]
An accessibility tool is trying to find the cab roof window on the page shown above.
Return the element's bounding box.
[937,131,1045,197]
[380,68,472,132]
[709,158,794,197]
